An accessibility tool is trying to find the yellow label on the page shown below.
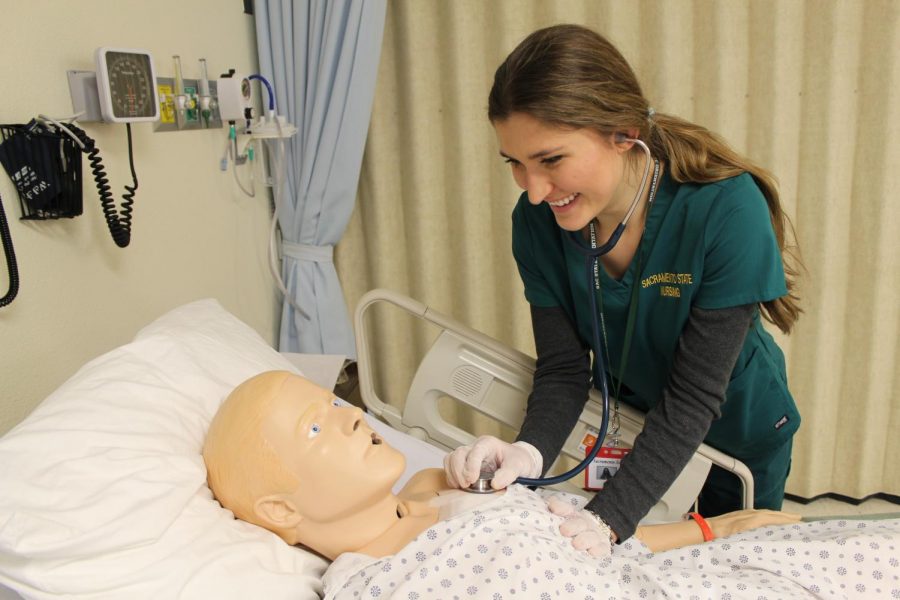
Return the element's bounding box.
[157,84,175,123]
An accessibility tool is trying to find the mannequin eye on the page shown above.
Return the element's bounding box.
[331,399,341,407]
[308,423,322,439]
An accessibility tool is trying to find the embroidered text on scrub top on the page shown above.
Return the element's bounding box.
[640,272,694,297]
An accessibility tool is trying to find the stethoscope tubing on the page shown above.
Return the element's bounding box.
[513,137,653,488]
[565,138,653,259]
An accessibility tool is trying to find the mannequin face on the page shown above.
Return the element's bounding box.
[259,374,406,523]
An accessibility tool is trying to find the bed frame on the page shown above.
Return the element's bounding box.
[354,289,754,524]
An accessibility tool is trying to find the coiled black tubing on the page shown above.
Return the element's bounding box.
[0,192,19,307]
[68,123,137,248]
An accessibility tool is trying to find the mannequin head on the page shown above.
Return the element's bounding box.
[203,371,407,557]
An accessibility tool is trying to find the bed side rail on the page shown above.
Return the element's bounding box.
[355,288,754,522]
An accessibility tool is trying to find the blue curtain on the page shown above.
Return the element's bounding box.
[254,0,386,357]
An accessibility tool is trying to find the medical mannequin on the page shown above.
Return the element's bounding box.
[203,371,799,561]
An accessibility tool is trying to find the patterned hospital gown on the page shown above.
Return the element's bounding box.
[323,485,900,599]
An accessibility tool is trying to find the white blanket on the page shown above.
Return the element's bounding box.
[324,485,900,599]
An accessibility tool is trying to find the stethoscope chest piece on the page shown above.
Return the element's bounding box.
[465,472,497,494]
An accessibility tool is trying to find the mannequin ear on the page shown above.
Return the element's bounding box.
[254,494,304,530]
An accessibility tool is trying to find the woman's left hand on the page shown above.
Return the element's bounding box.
[546,494,616,558]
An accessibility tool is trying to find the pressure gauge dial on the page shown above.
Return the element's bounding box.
[95,47,160,123]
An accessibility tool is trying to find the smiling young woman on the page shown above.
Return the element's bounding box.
[443,23,804,558]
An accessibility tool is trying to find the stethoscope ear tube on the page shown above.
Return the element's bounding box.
[568,222,625,259]
[514,391,609,487]
[564,137,652,259]
[514,256,611,487]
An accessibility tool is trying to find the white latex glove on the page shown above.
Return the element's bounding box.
[443,435,542,490]
[547,494,614,559]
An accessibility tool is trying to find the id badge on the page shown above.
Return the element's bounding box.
[583,444,631,491]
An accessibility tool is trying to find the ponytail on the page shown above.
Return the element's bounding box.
[648,113,803,334]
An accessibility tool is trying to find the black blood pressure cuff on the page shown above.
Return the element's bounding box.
[0,121,64,211]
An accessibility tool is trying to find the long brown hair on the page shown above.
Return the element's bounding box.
[489,24,802,334]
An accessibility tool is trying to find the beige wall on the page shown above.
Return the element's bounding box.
[0,1,279,433]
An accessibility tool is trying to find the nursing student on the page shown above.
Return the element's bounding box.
[444,24,803,556]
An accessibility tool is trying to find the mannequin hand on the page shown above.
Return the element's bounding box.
[547,495,615,558]
[444,436,542,490]
[707,509,802,539]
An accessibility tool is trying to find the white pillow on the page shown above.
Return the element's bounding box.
[0,300,328,599]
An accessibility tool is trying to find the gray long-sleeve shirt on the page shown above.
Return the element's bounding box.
[516,302,754,540]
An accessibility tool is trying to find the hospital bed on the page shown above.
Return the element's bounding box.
[0,296,893,600]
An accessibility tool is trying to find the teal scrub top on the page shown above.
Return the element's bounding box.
[512,172,800,457]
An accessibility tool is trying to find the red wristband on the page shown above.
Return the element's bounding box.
[687,512,715,542]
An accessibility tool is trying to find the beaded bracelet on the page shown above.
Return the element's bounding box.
[584,510,614,543]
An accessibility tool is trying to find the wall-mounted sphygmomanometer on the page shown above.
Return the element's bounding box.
[94,48,160,123]
[59,47,160,247]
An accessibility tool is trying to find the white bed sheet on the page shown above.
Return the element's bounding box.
[324,485,900,599]
[0,299,443,600]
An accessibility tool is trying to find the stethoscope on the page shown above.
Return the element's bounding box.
[467,136,660,494]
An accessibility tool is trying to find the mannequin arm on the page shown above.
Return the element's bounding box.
[634,509,802,552]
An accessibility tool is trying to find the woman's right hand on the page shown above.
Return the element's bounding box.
[707,509,802,539]
[443,436,543,490]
